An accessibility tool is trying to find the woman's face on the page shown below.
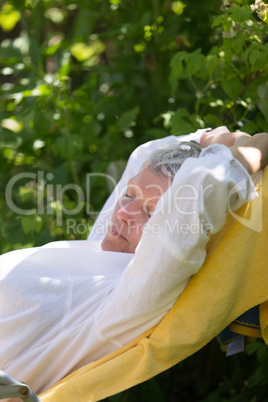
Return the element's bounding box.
[101,167,170,253]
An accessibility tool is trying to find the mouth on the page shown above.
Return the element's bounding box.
[110,226,128,242]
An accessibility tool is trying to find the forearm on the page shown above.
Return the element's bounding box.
[200,131,251,148]
[230,132,268,174]
[95,145,256,344]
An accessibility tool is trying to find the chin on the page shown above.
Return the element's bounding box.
[101,237,127,253]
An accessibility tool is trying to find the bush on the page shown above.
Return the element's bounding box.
[0,0,222,251]
[1,0,268,252]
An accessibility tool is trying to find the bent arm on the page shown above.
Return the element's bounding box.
[94,145,257,348]
[200,130,268,172]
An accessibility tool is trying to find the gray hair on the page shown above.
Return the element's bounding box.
[142,141,202,179]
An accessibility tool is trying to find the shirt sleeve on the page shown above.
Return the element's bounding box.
[92,144,257,349]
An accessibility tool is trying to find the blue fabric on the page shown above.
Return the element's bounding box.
[218,306,261,347]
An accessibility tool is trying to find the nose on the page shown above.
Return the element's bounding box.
[116,198,140,223]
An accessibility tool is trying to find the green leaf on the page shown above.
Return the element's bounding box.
[230,6,252,23]
[70,40,105,62]
[28,35,43,67]
[187,50,206,76]
[0,42,24,62]
[43,40,63,56]
[230,35,245,53]
[256,115,268,131]
[189,114,205,129]
[53,135,84,160]
[169,51,189,93]
[21,215,43,234]
[144,128,169,139]
[0,3,21,31]
[263,9,268,24]
[246,341,261,355]
[249,45,268,70]
[170,51,188,79]
[257,83,268,122]
[171,1,187,16]
[240,120,258,134]
[212,14,225,28]
[258,82,268,99]
[258,100,268,123]
[45,7,66,24]
[170,108,195,135]
[117,106,140,131]
[221,75,241,99]
[204,114,224,128]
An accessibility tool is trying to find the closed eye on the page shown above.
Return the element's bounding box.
[144,204,153,218]
[123,192,134,199]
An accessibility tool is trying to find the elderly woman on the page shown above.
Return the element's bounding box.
[0,128,267,394]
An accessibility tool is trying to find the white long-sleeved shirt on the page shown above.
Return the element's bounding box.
[0,137,257,394]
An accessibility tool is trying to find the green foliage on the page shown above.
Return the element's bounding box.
[0,0,223,252]
[169,0,268,134]
[1,0,268,399]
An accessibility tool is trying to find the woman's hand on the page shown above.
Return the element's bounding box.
[230,133,268,174]
[201,130,268,174]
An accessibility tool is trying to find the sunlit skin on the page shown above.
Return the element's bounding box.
[101,166,170,253]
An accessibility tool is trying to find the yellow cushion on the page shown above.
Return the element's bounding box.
[40,167,268,402]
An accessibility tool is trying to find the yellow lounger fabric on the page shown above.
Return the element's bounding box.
[40,167,268,402]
